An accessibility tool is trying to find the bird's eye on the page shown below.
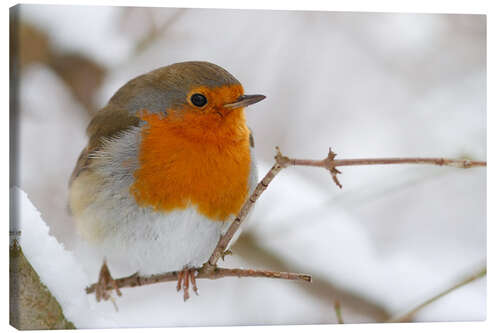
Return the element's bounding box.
[190,93,207,107]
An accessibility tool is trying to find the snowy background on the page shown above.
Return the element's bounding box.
[11,5,486,327]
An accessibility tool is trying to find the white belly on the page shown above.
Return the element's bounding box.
[94,206,232,275]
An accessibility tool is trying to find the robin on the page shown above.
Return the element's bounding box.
[68,61,265,302]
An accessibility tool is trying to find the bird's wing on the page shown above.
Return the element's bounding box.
[69,107,140,186]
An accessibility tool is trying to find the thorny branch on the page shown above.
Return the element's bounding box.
[86,268,311,294]
[86,147,486,297]
[206,147,486,267]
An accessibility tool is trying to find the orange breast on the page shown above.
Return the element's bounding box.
[130,108,251,221]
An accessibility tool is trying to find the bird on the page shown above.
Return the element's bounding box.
[68,61,265,302]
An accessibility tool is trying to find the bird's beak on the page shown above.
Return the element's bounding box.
[224,94,266,109]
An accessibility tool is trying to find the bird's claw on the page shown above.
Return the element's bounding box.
[176,268,199,301]
[95,260,122,303]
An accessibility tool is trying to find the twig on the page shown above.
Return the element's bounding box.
[85,147,486,296]
[388,266,486,323]
[334,300,344,324]
[207,147,290,266]
[233,233,391,322]
[86,268,311,294]
[207,147,486,267]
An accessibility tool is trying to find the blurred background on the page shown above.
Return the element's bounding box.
[10,4,486,327]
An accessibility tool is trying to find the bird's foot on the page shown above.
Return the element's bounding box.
[176,268,199,301]
[95,260,122,303]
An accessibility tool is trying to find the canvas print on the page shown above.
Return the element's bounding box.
[9,4,486,329]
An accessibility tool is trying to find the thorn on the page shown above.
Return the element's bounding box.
[274,146,290,166]
[328,147,337,160]
[331,169,343,189]
[325,148,342,188]
[221,249,233,261]
[274,146,283,161]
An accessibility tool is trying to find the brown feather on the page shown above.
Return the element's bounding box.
[69,105,140,186]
